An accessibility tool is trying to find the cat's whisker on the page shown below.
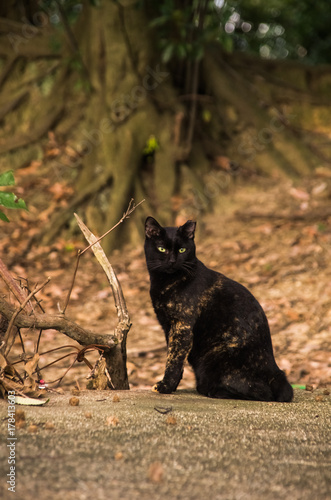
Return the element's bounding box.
[181,262,196,277]
[147,259,165,272]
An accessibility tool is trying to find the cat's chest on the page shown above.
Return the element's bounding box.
[152,282,197,322]
[151,272,224,323]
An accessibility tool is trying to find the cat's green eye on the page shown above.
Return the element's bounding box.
[157,246,166,253]
[179,247,186,253]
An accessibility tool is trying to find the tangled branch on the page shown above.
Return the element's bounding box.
[0,198,144,395]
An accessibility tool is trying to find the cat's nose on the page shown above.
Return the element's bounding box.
[169,254,176,264]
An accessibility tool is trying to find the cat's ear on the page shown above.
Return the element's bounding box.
[145,217,163,238]
[179,220,196,239]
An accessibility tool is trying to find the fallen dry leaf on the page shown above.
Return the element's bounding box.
[44,422,55,430]
[166,415,177,425]
[1,171,330,393]
[148,462,164,483]
[27,424,38,434]
[16,410,26,423]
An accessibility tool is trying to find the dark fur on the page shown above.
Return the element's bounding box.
[144,216,293,402]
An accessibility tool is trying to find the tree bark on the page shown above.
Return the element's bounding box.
[0,1,331,249]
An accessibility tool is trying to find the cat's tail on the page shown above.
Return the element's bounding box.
[269,370,293,402]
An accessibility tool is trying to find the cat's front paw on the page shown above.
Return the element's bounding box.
[152,380,173,394]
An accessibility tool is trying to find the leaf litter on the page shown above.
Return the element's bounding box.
[0,162,330,392]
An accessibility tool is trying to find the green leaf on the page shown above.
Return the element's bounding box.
[194,45,205,61]
[176,43,187,59]
[0,170,15,187]
[149,15,170,28]
[0,192,28,210]
[222,36,233,53]
[0,210,10,222]
[162,43,175,63]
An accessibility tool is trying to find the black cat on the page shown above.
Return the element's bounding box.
[144,216,293,402]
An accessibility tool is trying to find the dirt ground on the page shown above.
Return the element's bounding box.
[1,164,331,392]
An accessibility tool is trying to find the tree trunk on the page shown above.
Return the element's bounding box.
[0,1,331,250]
[59,2,181,252]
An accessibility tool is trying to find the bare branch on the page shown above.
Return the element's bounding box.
[61,251,81,314]
[0,257,29,305]
[0,296,116,348]
[74,210,136,390]
[3,277,51,356]
[79,198,145,257]
[62,198,144,314]
[74,214,131,340]
[62,198,145,314]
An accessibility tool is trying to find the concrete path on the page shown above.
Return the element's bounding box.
[0,389,330,500]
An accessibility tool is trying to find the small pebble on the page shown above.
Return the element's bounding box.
[112,394,120,403]
[105,416,119,427]
[69,397,80,406]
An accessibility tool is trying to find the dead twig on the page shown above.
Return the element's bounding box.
[61,250,81,315]
[0,199,143,392]
[7,343,112,389]
[62,198,144,314]
[74,214,131,338]
[75,214,131,388]
[74,203,142,390]
[3,277,50,357]
[0,257,29,306]
[0,296,117,348]
[79,198,145,257]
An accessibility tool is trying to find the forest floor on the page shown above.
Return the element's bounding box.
[1,161,331,393]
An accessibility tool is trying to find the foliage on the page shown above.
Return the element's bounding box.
[138,0,225,63]
[146,0,222,62]
[0,171,27,223]
[21,1,331,68]
[138,0,331,65]
[38,0,83,25]
[142,135,160,156]
[34,1,330,70]
[224,0,331,64]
